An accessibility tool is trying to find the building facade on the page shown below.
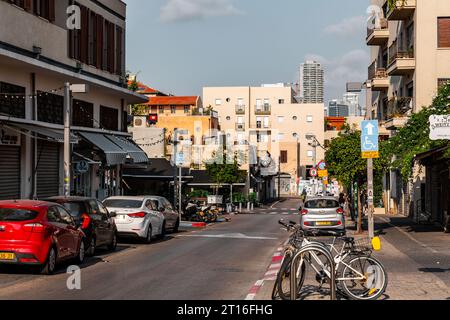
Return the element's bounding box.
[203,84,325,198]
[0,0,148,200]
[367,0,450,223]
[297,61,324,104]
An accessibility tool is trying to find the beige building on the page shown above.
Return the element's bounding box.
[203,84,325,198]
[367,0,450,216]
[0,0,147,200]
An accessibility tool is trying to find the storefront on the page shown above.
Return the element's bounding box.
[0,126,21,200]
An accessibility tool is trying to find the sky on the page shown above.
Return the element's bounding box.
[125,0,371,104]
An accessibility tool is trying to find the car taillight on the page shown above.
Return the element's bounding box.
[128,212,146,218]
[301,209,309,215]
[81,213,91,229]
[23,223,45,233]
[336,208,344,214]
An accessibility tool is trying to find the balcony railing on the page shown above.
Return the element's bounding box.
[235,105,246,114]
[255,104,271,115]
[387,97,412,118]
[367,18,388,38]
[256,121,271,129]
[236,123,246,131]
[386,0,416,21]
[387,41,415,75]
[368,61,388,80]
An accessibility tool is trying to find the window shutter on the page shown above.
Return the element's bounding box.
[48,0,55,22]
[96,15,104,69]
[24,0,32,11]
[107,22,115,73]
[115,26,123,75]
[80,5,89,63]
[438,17,450,48]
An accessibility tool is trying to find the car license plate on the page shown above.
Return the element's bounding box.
[316,222,332,226]
[0,252,15,260]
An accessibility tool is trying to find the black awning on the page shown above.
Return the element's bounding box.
[123,158,191,180]
[77,131,127,166]
[2,122,79,144]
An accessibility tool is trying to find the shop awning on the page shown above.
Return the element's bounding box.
[107,135,149,164]
[2,123,79,144]
[77,132,127,166]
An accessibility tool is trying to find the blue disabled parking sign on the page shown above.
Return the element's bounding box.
[361,120,379,157]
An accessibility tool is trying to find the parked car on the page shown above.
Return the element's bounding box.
[299,197,346,234]
[103,196,165,243]
[145,196,180,233]
[0,200,85,275]
[43,197,118,256]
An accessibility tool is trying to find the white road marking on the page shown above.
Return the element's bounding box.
[178,233,277,240]
[270,201,282,209]
[378,217,439,254]
[245,294,256,300]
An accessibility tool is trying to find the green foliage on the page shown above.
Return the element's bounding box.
[131,104,148,116]
[232,192,246,203]
[128,78,139,92]
[325,125,385,186]
[381,83,450,179]
[205,151,244,193]
[190,190,210,198]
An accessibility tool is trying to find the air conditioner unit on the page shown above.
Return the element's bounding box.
[133,116,147,128]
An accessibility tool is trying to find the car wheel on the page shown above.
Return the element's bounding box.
[173,218,180,233]
[144,225,152,244]
[75,240,85,264]
[107,232,118,251]
[86,237,96,257]
[41,247,57,275]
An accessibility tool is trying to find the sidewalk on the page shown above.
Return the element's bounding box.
[252,218,450,300]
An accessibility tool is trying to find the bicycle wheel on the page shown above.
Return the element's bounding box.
[277,255,306,300]
[339,256,388,300]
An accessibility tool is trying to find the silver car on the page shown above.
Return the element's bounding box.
[103,196,165,243]
[300,197,345,233]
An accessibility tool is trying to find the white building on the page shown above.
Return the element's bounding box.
[297,61,324,104]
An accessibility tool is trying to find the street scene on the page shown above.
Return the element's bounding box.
[0,0,450,303]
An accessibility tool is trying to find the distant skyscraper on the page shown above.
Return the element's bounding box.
[342,92,361,116]
[328,100,349,117]
[298,61,324,104]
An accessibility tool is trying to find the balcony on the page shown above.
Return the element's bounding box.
[255,104,271,115]
[366,18,389,46]
[386,0,416,21]
[384,97,412,130]
[255,121,271,130]
[368,61,389,92]
[387,42,415,76]
[235,105,246,115]
[236,123,246,131]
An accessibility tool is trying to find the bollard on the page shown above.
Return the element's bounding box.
[290,244,336,301]
[247,202,250,212]
[250,203,254,211]
[239,203,242,213]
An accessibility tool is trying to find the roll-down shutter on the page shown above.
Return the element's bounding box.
[0,145,21,200]
[37,141,60,198]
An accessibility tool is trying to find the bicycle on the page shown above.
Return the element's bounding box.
[273,220,388,301]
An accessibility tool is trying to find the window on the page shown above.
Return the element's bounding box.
[307,150,314,158]
[438,17,450,48]
[0,82,26,118]
[293,116,298,121]
[184,106,190,114]
[215,99,222,106]
[237,116,244,124]
[37,91,64,124]
[103,199,142,208]
[280,151,288,164]
[237,98,244,106]
[263,117,270,128]
[33,0,55,21]
[0,208,38,222]
[46,207,60,223]
[226,116,231,121]
[100,106,118,131]
[307,115,313,123]
[72,99,94,128]
[158,106,164,114]
[170,106,176,114]
[278,133,285,141]
[56,207,74,225]
[438,78,450,89]
[278,99,285,104]
[277,116,284,123]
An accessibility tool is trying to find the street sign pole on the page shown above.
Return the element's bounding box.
[367,158,375,239]
[63,82,71,197]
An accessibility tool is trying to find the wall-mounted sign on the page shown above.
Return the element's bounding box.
[0,127,21,146]
[429,115,450,140]
[74,161,89,174]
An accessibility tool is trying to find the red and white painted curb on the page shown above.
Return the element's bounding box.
[180,221,207,228]
[245,246,285,300]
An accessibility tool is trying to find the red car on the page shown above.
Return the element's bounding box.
[0,200,86,274]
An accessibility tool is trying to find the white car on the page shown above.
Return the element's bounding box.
[103,196,165,243]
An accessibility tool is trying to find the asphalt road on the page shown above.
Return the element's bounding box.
[0,199,300,300]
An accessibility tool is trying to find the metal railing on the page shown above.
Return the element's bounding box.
[388,40,414,65]
[255,104,271,115]
[235,105,246,114]
[368,61,388,80]
[367,18,388,38]
[235,123,245,131]
[387,97,412,118]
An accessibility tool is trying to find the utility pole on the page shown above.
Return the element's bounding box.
[173,128,178,209]
[278,155,281,200]
[63,82,71,197]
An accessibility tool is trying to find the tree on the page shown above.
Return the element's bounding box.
[205,151,244,196]
[381,83,450,179]
[127,77,148,115]
[325,124,386,233]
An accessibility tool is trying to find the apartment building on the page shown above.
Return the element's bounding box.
[203,84,325,198]
[367,0,450,219]
[0,0,148,200]
[297,61,324,104]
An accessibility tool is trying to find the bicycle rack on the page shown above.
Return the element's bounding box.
[290,244,336,301]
